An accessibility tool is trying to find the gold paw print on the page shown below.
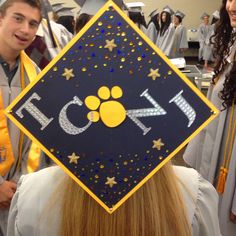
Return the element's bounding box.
[85,86,126,128]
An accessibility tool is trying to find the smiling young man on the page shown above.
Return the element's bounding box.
[0,0,42,235]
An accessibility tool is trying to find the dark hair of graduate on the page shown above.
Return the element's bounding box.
[147,13,159,32]
[175,15,182,24]
[75,13,91,33]
[159,11,172,36]
[211,0,236,109]
[128,11,147,29]
[57,16,75,35]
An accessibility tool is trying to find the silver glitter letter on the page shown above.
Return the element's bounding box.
[59,96,92,135]
[126,89,167,135]
[169,90,196,127]
[16,93,53,130]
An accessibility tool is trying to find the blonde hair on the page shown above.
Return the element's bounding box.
[58,162,192,236]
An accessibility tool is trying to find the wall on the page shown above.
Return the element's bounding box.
[50,0,222,29]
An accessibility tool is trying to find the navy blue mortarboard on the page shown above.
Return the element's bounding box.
[6,0,219,213]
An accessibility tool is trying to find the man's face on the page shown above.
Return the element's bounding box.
[203,16,209,25]
[0,2,41,54]
[226,0,236,28]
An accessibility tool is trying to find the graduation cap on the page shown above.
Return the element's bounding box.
[55,6,75,17]
[125,2,145,13]
[6,0,219,213]
[175,10,185,19]
[201,12,210,19]
[149,9,159,18]
[212,10,220,19]
[41,0,53,13]
[162,5,174,15]
[75,0,106,15]
[75,0,124,15]
[0,0,7,6]
[51,3,65,13]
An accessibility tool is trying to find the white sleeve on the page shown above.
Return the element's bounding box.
[231,188,236,215]
[7,177,24,236]
[146,22,157,43]
[192,174,222,236]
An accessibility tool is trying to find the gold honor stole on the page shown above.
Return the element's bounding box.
[0,51,40,176]
[0,90,14,176]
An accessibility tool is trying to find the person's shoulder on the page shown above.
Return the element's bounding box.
[173,165,198,178]
[15,166,64,213]
[173,165,220,230]
[9,168,64,235]
[18,166,64,192]
[173,165,199,194]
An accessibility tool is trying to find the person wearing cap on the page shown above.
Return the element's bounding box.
[155,5,175,57]
[75,12,92,33]
[127,3,147,34]
[169,10,188,58]
[146,9,159,43]
[211,10,220,24]
[198,12,211,66]
[201,10,220,71]
[0,0,43,235]
[51,2,64,22]
[74,0,124,34]
[74,0,108,34]
[25,2,74,68]
[184,0,236,235]
[55,7,76,34]
[76,0,124,16]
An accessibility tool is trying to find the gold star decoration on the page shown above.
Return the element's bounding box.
[152,138,165,151]
[105,177,117,188]
[148,68,161,81]
[62,68,75,80]
[104,39,117,52]
[68,152,80,164]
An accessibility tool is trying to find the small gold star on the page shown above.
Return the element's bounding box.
[62,68,75,80]
[104,39,117,52]
[148,68,161,81]
[105,177,117,188]
[68,152,80,164]
[152,139,165,151]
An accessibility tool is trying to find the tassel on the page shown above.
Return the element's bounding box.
[216,167,228,194]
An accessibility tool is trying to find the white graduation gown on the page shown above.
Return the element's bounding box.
[184,42,236,236]
[156,23,175,57]
[7,165,221,236]
[169,24,188,58]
